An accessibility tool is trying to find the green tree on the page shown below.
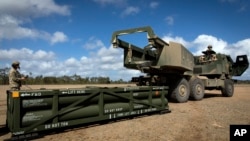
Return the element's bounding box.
[0,67,10,84]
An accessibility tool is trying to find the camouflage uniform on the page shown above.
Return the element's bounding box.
[206,45,215,61]
[9,61,22,90]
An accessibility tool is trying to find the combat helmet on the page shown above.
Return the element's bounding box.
[12,61,20,68]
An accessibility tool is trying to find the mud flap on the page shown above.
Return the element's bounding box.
[232,55,249,76]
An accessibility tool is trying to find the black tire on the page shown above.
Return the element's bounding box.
[221,79,234,97]
[189,78,205,100]
[170,78,190,103]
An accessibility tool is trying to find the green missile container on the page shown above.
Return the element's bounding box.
[6,86,170,136]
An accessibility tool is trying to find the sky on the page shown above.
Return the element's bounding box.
[0,0,250,81]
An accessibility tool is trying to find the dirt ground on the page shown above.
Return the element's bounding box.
[0,84,250,141]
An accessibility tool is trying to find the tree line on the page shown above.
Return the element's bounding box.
[0,67,127,85]
[1,67,250,85]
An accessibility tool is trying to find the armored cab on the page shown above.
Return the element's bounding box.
[112,26,249,103]
[194,52,249,78]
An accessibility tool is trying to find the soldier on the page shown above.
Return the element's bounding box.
[9,61,27,90]
[207,45,215,52]
[202,45,216,61]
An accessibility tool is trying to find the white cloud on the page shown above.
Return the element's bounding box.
[165,16,174,25]
[121,6,140,17]
[33,50,56,60]
[162,34,191,48]
[230,39,250,60]
[0,15,68,44]
[0,48,55,61]
[163,34,228,55]
[0,15,48,40]
[0,0,70,44]
[65,57,80,67]
[149,2,159,9]
[50,32,68,45]
[238,4,247,12]
[0,14,23,25]
[83,37,105,50]
[220,0,248,12]
[93,0,139,18]
[220,0,235,2]
[192,34,228,55]
[93,0,127,6]
[118,69,141,79]
[97,46,120,57]
[0,0,70,18]
[94,46,124,71]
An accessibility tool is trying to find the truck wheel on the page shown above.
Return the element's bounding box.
[221,79,234,97]
[171,78,190,103]
[189,78,204,100]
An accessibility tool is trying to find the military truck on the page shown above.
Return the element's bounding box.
[111,26,249,103]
